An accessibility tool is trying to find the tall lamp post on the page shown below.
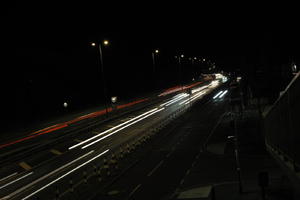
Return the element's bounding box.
[178,54,184,91]
[91,40,110,116]
[152,49,159,90]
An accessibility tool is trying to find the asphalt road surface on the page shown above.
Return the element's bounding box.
[0,80,228,200]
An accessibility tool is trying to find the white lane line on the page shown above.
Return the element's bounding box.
[186,169,191,175]
[180,179,184,185]
[147,160,164,177]
[4,151,94,199]
[0,172,33,190]
[82,108,165,149]
[69,108,159,150]
[129,184,141,197]
[0,172,18,182]
[21,149,109,200]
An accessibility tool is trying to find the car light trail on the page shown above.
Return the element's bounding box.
[163,94,189,107]
[69,108,159,150]
[0,172,33,190]
[21,149,109,200]
[159,93,188,107]
[0,172,18,182]
[213,91,223,99]
[3,151,94,199]
[219,90,228,98]
[81,108,165,149]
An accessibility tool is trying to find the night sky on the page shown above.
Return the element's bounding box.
[2,3,299,132]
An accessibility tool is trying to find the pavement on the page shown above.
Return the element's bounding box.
[170,107,294,200]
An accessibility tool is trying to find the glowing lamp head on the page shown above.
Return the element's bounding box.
[155,49,159,54]
[63,102,68,108]
[91,42,96,47]
[103,40,109,46]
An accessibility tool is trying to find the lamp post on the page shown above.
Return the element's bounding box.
[176,54,184,91]
[91,40,110,116]
[152,49,159,90]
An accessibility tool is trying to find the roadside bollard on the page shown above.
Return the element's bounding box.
[69,179,74,193]
[126,144,131,154]
[55,186,60,200]
[93,165,97,176]
[97,166,102,182]
[110,154,117,170]
[83,171,88,184]
[103,159,110,176]
[119,147,124,158]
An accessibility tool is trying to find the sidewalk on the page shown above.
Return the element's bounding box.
[171,108,294,200]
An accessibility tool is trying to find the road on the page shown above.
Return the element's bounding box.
[0,80,228,200]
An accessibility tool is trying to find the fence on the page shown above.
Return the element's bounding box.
[264,71,300,171]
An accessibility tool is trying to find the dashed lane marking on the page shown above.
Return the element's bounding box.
[50,149,62,155]
[128,184,141,198]
[74,139,82,143]
[19,162,32,171]
[147,160,164,177]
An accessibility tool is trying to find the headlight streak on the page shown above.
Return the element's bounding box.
[0,172,18,182]
[213,91,224,99]
[219,90,228,98]
[163,94,189,107]
[3,151,94,199]
[0,172,33,190]
[159,93,188,107]
[21,149,109,200]
[68,108,159,150]
[81,108,165,149]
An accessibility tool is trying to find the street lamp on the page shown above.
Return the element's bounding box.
[152,49,159,90]
[176,54,184,91]
[91,40,110,116]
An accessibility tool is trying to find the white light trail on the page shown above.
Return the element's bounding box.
[213,91,223,99]
[159,93,188,107]
[219,90,228,98]
[164,94,189,107]
[81,108,165,149]
[4,151,94,199]
[0,172,33,190]
[21,149,109,200]
[0,172,18,182]
[69,108,159,150]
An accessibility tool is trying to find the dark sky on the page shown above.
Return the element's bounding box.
[2,2,299,131]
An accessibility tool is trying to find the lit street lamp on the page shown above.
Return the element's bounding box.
[91,40,110,116]
[152,49,159,90]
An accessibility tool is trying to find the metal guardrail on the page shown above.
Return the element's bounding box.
[264,72,300,171]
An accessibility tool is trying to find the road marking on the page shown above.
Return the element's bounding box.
[203,112,228,148]
[20,150,109,200]
[180,179,185,185]
[129,184,141,197]
[5,151,95,199]
[50,149,62,155]
[166,152,172,158]
[74,139,82,143]
[0,172,33,190]
[186,169,191,175]
[147,160,164,177]
[0,172,18,182]
[19,162,32,171]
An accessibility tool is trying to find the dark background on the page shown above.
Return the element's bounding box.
[1,2,299,132]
